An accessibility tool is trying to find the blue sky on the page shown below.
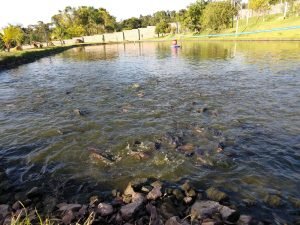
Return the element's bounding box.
[0,0,196,28]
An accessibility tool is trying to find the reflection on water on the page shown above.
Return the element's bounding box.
[0,41,300,222]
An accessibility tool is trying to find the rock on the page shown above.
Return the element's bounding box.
[205,187,228,202]
[146,203,162,225]
[132,151,151,160]
[58,203,82,212]
[12,201,21,211]
[26,187,43,199]
[184,197,193,204]
[160,200,178,219]
[62,210,74,225]
[264,194,282,207]
[201,222,215,225]
[0,205,9,218]
[141,186,152,193]
[172,189,184,200]
[190,201,220,220]
[147,186,162,200]
[78,205,87,217]
[43,196,57,214]
[74,109,84,116]
[131,178,149,191]
[89,195,100,206]
[289,197,300,208]
[124,182,135,196]
[151,180,163,188]
[132,192,145,203]
[97,203,114,216]
[219,205,240,223]
[89,151,114,166]
[242,199,256,207]
[165,216,183,225]
[177,144,195,153]
[180,181,191,192]
[238,215,253,225]
[120,198,144,220]
[186,189,196,197]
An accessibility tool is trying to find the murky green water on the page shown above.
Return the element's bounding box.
[0,41,300,222]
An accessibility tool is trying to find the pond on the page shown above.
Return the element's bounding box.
[0,41,299,222]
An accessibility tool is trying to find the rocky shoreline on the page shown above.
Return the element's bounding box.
[0,178,271,225]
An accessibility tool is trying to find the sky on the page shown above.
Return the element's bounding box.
[0,0,196,28]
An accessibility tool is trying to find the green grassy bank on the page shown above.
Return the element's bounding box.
[0,46,77,71]
[153,14,300,41]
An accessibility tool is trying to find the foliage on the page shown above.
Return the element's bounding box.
[121,17,142,30]
[155,20,171,35]
[0,33,5,51]
[202,2,237,32]
[249,0,270,14]
[292,2,300,16]
[181,0,206,33]
[1,25,24,52]
[52,27,66,45]
[51,6,116,38]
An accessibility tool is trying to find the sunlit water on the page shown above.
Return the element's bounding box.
[0,42,300,222]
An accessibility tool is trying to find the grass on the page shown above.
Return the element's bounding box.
[9,201,95,225]
[151,14,300,41]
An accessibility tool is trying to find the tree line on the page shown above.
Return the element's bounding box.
[1,0,300,52]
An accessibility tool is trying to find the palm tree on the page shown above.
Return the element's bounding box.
[52,26,66,45]
[1,25,24,52]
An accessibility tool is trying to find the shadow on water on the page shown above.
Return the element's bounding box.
[0,41,300,222]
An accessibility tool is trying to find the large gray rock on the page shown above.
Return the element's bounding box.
[219,205,240,223]
[205,187,228,202]
[191,201,220,220]
[147,186,162,200]
[165,216,183,225]
[120,198,144,220]
[58,203,82,212]
[0,204,9,218]
[97,203,114,216]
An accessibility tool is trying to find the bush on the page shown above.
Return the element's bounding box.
[201,2,237,32]
[0,34,5,51]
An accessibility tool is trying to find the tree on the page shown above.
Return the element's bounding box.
[121,17,142,30]
[202,2,237,32]
[249,0,270,20]
[1,25,24,52]
[52,26,66,45]
[181,0,206,33]
[155,20,170,36]
[0,33,5,51]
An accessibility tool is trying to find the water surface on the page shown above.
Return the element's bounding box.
[0,41,300,222]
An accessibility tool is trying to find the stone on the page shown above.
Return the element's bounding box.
[219,205,240,223]
[151,180,163,188]
[0,205,9,218]
[43,196,57,214]
[186,189,196,197]
[165,216,183,225]
[190,201,220,220]
[132,192,145,203]
[26,187,43,199]
[89,195,99,206]
[289,197,300,208]
[264,194,282,207]
[147,186,162,200]
[184,197,193,204]
[201,222,215,225]
[160,200,178,219]
[124,183,135,196]
[146,203,162,225]
[205,187,228,202]
[74,109,84,116]
[238,215,253,225]
[180,181,191,192]
[177,144,195,155]
[172,189,185,200]
[58,203,82,212]
[120,198,144,220]
[97,203,114,216]
[141,186,152,193]
[62,210,74,225]
[78,205,87,217]
[12,201,21,211]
